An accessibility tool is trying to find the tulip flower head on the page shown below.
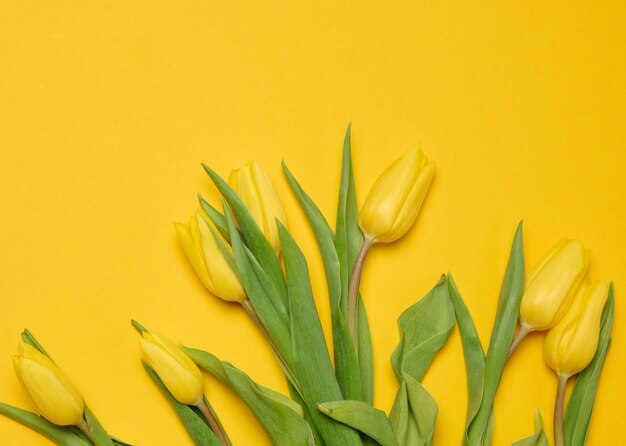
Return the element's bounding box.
[13,342,85,426]
[544,279,608,377]
[229,160,287,253]
[175,211,246,303]
[519,239,589,331]
[140,331,205,405]
[359,147,435,244]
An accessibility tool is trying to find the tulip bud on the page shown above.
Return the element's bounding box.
[519,239,589,331]
[544,280,608,377]
[140,331,205,405]
[175,211,246,302]
[229,161,287,253]
[13,342,85,426]
[359,148,435,244]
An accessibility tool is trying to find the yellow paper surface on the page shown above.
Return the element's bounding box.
[1,2,625,444]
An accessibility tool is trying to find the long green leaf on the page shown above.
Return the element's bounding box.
[142,362,223,446]
[282,160,363,402]
[278,223,362,446]
[448,274,487,445]
[334,125,373,404]
[183,346,313,446]
[0,403,90,446]
[203,164,288,305]
[468,222,525,445]
[318,400,399,446]
[223,207,294,369]
[563,284,615,446]
[511,411,549,446]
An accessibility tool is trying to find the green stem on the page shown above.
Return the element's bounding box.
[197,399,229,446]
[78,419,94,443]
[554,374,569,446]
[508,323,531,359]
[240,299,303,396]
[347,238,374,347]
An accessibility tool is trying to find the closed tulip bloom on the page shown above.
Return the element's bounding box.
[544,280,608,377]
[229,161,287,253]
[175,211,246,302]
[140,331,205,405]
[359,148,435,244]
[13,342,84,426]
[519,239,589,331]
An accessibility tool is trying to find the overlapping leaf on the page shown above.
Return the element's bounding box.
[183,347,313,446]
[318,400,398,446]
[279,223,362,446]
[389,275,456,446]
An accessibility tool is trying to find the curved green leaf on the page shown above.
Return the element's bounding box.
[318,400,399,446]
[389,276,455,446]
[182,347,313,446]
[448,274,487,445]
[563,284,615,446]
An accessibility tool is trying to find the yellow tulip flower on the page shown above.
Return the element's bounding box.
[544,279,608,377]
[175,211,246,303]
[140,331,205,405]
[229,161,287,253]
[519,239,589,331]
[359,147,435,244]
[13,342,85,426]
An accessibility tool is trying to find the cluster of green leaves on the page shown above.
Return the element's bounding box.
[192,127,615,446]
[0,330,127,446]
[449,224,615,446]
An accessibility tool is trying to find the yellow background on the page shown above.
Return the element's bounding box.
[1,1,624,444]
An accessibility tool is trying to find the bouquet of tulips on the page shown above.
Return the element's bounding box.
[0,125,614,446]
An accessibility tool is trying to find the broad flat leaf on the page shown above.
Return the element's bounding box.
[563,284,615,446]
[203,164,288,306]
[318,400,399,446]
[183,347,313,446]
[0,403,90,446]
[511,411,549,446]
[391,275,456,381]
[447,274,487,445]
[84,407,114,446]
[142,362,223,446]
[389,276,455,446]
[279,223,362,446]
[468,222,524,445]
